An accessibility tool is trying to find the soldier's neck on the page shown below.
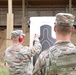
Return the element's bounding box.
[13,41,20,44]
[56,34,71,41]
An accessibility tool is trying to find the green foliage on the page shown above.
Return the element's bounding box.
[0,63,8,75]
[0,69,8,75]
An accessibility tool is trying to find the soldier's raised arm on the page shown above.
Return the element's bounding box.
[31,34,42,56]
[20,34,42,57]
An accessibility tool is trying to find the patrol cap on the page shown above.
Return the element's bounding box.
[55,13,75,26]
[11,30,25,38]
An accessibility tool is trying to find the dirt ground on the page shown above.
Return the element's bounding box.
[0,28,76,62]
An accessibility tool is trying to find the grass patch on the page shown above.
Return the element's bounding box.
[0,69,8,75]
[0,62,8,75]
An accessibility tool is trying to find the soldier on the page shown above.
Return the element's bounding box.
[33,13,76,75]
[4,30,42,75]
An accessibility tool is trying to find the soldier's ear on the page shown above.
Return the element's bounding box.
[54,25,56,32]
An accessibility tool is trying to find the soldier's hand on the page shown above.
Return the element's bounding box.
[34,34,40,39]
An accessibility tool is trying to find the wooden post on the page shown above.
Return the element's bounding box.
[69,0,72,13]
[6,0,14,48]
[22,0,28,33]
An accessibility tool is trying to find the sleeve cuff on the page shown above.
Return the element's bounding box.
[34,38,39,41]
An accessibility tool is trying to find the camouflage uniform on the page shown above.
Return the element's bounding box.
[4,30,42,75]
[33,13,76,75]
[33,41,76,75]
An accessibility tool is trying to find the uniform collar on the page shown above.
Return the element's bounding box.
[55,40,71,45]
[13,43,22,46]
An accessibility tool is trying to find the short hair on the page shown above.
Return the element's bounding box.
[56,25,73,35]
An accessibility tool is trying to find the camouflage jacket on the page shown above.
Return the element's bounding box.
[33,40,76,75]
[4,39,42,75]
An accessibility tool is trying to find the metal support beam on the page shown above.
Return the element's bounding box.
[28,5,67,8]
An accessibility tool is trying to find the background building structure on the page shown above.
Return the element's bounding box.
[0,0,76,61]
